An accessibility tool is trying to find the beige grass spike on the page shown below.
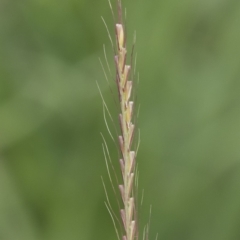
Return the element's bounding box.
[100,1,157,240]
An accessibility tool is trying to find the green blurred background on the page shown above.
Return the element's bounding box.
[1,0,240,239]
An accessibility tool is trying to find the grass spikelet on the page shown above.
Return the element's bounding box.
[114,2,138,240]
[100,1,146,240]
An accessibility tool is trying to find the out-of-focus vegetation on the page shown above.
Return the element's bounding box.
[1,0,240,240]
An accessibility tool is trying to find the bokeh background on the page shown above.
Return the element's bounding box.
[1,0,240,239]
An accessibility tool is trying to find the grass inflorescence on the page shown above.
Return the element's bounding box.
[99,1,154,240]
